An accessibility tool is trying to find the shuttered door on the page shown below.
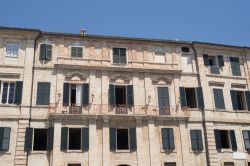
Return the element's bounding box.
[1,128,11,151]
[245,91,250,111]
[109,84,115,106]
[36,82,50,105]
[61,127,68,151]
[82,128,89,151]
[230,90,238,110]
[127,85,134,106]
[82,83,89,106]
[196,87,204,109]
[63,83,70,106]
[129,128,137,151]
[14,81,23,105]
[47,128,54,150]
[179,87,187,107]
[230,130,237,151]
[218,55,224,67]
[242,130,250,150]
[214,129,222,149]
[213,89,225,109]
[110,128,116,151]
[24,128,33,151]
[230,57,241,76]
[203,54,209,66]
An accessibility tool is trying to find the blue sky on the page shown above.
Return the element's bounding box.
[0,0,249,46]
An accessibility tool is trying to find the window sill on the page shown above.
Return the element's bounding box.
[0,104,19,107]
[112,63,127,66]
[35,105,50,108]
[218,148,233,153]
[30,151,48,154]
[70,56,83,59]
[5,55,18,58]
[115,149,131,153]
[66,150,82,153]
[0,151,11,154]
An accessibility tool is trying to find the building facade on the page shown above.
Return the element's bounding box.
[0,27,250,166]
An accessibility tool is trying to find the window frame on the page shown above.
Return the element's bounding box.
[5,42,20,58]
[190,129,203,151]
[71,46,83,58]
[0,81,16,105]
[36,82,51,106]
[112,48,127,64]
[116,128,130,151]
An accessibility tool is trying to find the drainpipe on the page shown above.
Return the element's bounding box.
[191,43,210,166]
[243,47,250,90]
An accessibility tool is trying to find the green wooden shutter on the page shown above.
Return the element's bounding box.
[196,87,204,109]
[203,54,209,66]
[71,47,77,57]
[218,55,224,67]
[230,90,238,110]
[245,91,250,111]
[82,83,89,106]
[110,128,116,151]
[46,44,52,60]
[158,87,170,109]
[63,83,70,106]
[47,128,54,150]
[0,128,3,150]
[197,130,203,150]
[113,48,120,63]
[36,82,50,105]
[179,87,187,107]
[230,57,241,76]
[1,128,11,151]
[61,127,68,151]
[169,128,175,150]
[213,89,225,109]
[14,81,23,105]
[82,128,89,151]
[190,130,198,150]
[230,130,237,151]
[129,128,137,151]
[242,130,250,150]
[214,129,221,149]
[40,44,46,60]
[24,128,33,151]
[120,48,127,64]
[77,47,83,57]
[127,85,134,106]
[161,128,168,150]
[109,84,115,106]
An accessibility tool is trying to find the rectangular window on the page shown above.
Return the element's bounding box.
[214,130,237,151]
[69,84,82,106]
[68,164,81,166]
[68,128,81,150]
[71,47,83,57]
[185,88,197,108]
[113,48,127,64]
[117,129,129,150]
[36,82,50,105]
[242,130,250,150]
[158,87,170,109]
[5,42,19,58]
[190,130,203,151]
[0,127,11,151]
[115,86,127,105]
[40,44,52,60]
[230,57,241,76]
[235,91,246,110]
[161,128,175,150]
[213,89,225,109]
[1,82,15,104]
[224,162,234,166]
[33,129,47,151]
[164,163,176,166]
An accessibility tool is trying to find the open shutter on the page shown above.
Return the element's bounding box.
[213,89,225,109]
[203,54,209,66]
[218,55,224,67]
[63,83,70,106]
[0,128,3,150]
[14,81,23,105]
[129,128,137,151]
[61,127,68,151]
[82,128,89,151]
[230,57,241,76]
[46,45,52,59]
[24,128,33,151]
[196,87,204,109]
[40,44,46,60]
[242,130,250,150]
[109,84,115,106]
[179,87,187,107]
[1,128,11,151]
[110,128,116,151]
[47,128,54,151]
[230,130,237,151]
[214,129,221,149]
[245,91,250,111]
[82,83,89,106]
[127,85,134,106]
[230,90,238,110]
[190,130,198,150]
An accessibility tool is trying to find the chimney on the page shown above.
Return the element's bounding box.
[80,28,87,35]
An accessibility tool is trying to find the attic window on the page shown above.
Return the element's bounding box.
[181,47,190,53]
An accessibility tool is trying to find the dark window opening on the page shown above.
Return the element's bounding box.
[33,129,47,151]
[185,88,197,108]
[208,56,217,66]
[224,162,234,166]
[117,129,129,150]
[115,86,126,105]
[68,128,81,150]
[164,162,176,166]
[70,84,76,105]
[235,91,246,110]
[181,47,190,53]
[68,164,81,166]
[220,130,230,149]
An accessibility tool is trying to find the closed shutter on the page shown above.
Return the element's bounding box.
[109,84,115,106]
[82,83,89,106]
[230,130,237,151]
[127,85,134,106]
[210,66,220,74]
[129,128,137,151]
[158,87,170,109]
[213,89,225,109]
[230,90,238,110]
[63,83,70,106]
[47,128,54,150]
[196,87,204,109]
[82,128,89,151]
[169,128,175,149]
[214,129,221,149]
[120,48,127,64]
[71,47,77,57]
[40,44,46,60]
[0,128,3,150]
[110,128,116,151]
[113,48,120,63]
[14,81,23,105]
[245,91,250,111]
[218,55,224,67]
[36,82,50,105]
[230,57,241,76]
[162,128,175,150]
[203,54,209,66]
[190,130,198,150]
[61,127,68,151]
[1,128,11,151]
[242,130,250,150]
[179,87,187,107]
[24,128,33,151]
[197,130,204,150]
[45,44,52,60]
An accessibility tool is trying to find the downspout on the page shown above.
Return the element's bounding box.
[243,47,250,90]
[26,31,42,166]
[191,43,210,166]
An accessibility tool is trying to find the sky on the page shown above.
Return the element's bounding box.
[0,0,249,46]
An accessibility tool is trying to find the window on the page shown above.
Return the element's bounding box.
[181,47,190,53]
[1,82,15,104]
[113,48,127,64]
[242,130,250,150]
[203,54,224,74]
[158,87,170,115]
[110,128,137,151]
[164,162,176,166]
[190,130,203,151]
[230,57,241,76]
[213,89,225,109]
[33,129,47,151]
[161,128,175,150]
[60,127,89,151]
[36,82,51,105]
[230,90,248,111]
[5,42,19,58]
[40,44,52,60]
[68,164,81,166]
[185,88,197,108]
[224,162,234,166]
[179,87,204,109]
[71,47,83,57]
[0,127,11,151]
[214,130,237,151]
[109,84,134,107]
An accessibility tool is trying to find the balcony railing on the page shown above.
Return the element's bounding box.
[48,104,191,117]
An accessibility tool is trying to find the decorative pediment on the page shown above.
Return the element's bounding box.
[152,76,172,85]
[0,72,21,79]
[109,72,131,84]
[64,71,88,81]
